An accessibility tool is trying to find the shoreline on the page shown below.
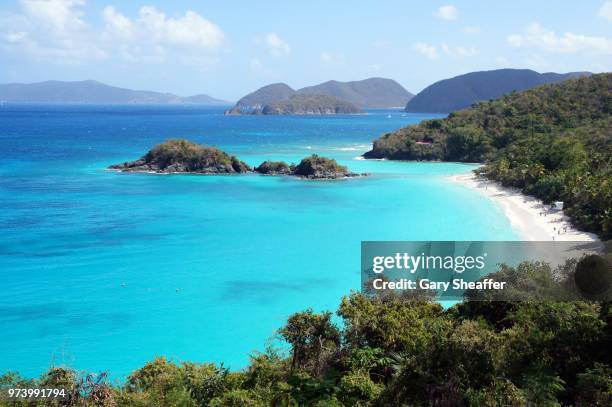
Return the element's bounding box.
[450,172,600,242]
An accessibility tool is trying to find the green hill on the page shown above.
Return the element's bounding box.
[298,77,413,108]
[405,69,589,113]
[109,139,251,174]
[233,83,296,111]
[365,73,612,239]
[259,94,362,115]
[227,78,412,114]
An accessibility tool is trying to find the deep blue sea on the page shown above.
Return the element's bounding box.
[0,104,518,379]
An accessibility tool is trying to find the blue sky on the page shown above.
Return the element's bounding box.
[0,0,611,100]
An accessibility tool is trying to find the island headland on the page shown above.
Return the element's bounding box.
[363,73,611,240]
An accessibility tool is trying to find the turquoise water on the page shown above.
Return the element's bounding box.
[0,105,518,378]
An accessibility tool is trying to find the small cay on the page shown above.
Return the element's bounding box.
[110,140,365,180]
[255,160,294,175]
[292,154,362,179]
[108,139,251,174]
[256,155,364,179]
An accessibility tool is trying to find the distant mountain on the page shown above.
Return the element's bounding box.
[405,69,590,113]
[0,80,228,105]
[234,83,296,111]
[298,78,413,108]
[227,78,412,114]
[258,94,362,115]
[183,94,228,104]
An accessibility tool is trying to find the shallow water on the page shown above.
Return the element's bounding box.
[0,105,518,377]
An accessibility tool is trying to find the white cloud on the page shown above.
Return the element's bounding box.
[137,6,224,49]
[102,6,133,39]
[20,0,86,32]
[434,5,458,21]
[0,2,226,65]
[507,23,612,54]
[264,32,290,57]
[0,0,105,62]
[600,1,612,21]
[414,42,438,59]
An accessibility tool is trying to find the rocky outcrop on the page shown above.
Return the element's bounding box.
[109,139,251,174]
[256,156,366,179]
[292,155,362,179]
[254,161,294,175]
[224,106,243,115]
[109,140,366,180]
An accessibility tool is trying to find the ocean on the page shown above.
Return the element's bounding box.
[0,104,519,378]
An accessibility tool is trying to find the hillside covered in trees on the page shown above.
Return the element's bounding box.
[2,260,611,406]
[226,78,413,114]
[258,94,362,115]
[365,73,612,239]
[404,69,588,113]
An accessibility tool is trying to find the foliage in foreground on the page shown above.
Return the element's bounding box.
[365,73,612,239]
[2,261,611,406]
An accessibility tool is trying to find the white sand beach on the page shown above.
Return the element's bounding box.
[451,173,600,242]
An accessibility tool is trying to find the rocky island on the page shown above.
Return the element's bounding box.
[254,160,294,175]
[226,90,363,115]
[255,155,364,179]
[108,139,252,174]
[110,140,364,180]
[254,94,362,115]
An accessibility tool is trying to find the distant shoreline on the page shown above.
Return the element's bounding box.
[450,172,600,242]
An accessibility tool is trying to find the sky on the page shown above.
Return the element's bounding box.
[0,0,611,101]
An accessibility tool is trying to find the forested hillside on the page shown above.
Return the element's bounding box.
[365,74,612,239]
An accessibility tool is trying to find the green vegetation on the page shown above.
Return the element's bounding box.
[111,145,362,180]
[365,74,612,239]
[2,260,611,406]
[254,161,293,175]
[260,94,362,115]
[293,155,355,179]
[404,68,586,113]
[226,78,412,114]
[297,78,413,108]
[144,139,249,172]
[109,139,251,173]
[254,156,361,179]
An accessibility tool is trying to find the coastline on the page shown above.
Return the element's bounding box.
[450,172,600,242]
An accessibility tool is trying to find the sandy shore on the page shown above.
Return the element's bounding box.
[450,173,600,242]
